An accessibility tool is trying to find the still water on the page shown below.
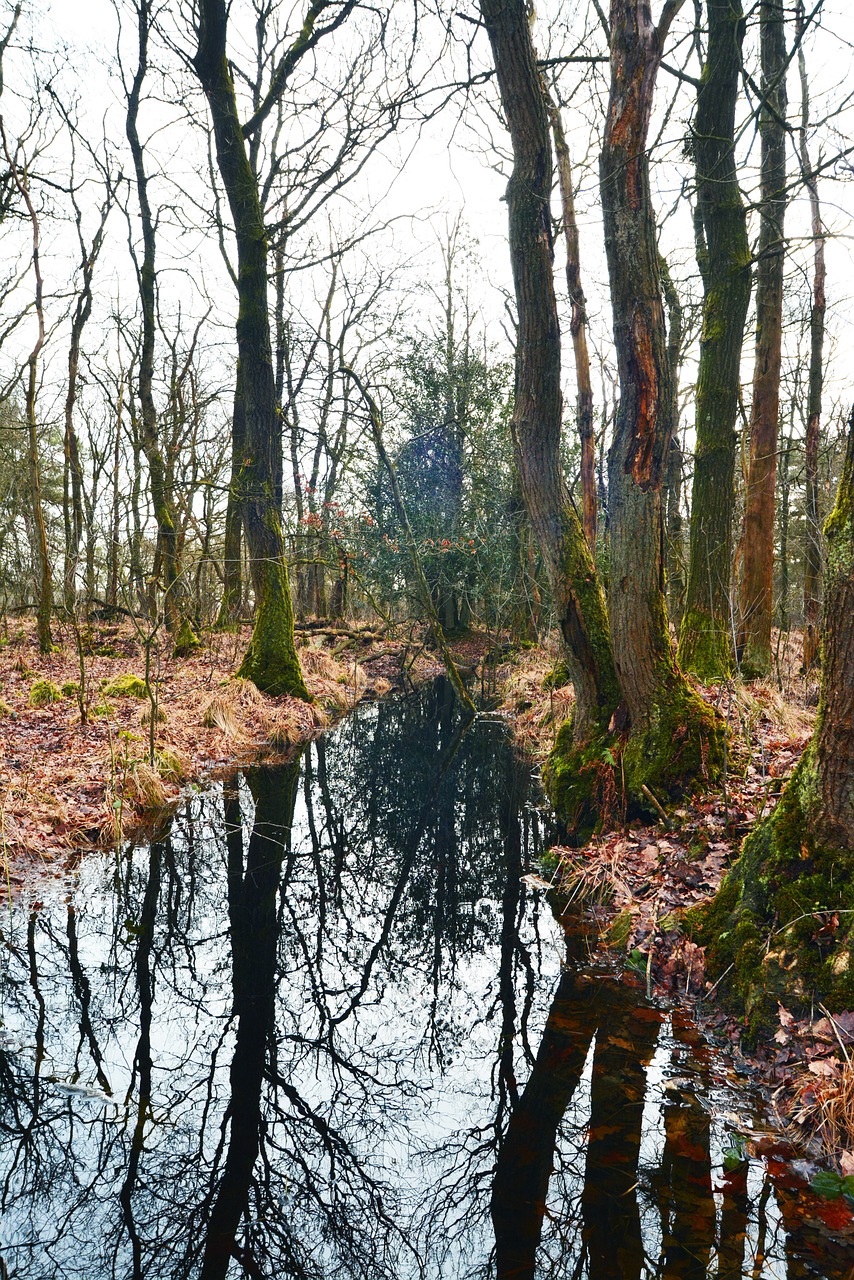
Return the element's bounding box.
[0,681,851,1279]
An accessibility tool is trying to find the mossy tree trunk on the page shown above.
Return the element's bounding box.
[599,0,724,798]
[479,0,621,760]
[737,0,788,679]
[194,0,309,698]
[677,0,752,681]
[797,0,826,676]
[705,409,854,1029]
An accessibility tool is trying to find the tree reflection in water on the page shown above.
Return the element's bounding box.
[0,681,852,1279]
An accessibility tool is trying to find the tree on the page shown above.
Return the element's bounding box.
[599,0,724,795]
[677,0,752,681]
[124,0,197,648]
[796,0,826,675]
[705,407,854,1029]
[192,0,320,698]
[737,0,788,678]
[478,0,622,815]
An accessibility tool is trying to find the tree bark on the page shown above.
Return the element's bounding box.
[548,90,597,550]
[194,0,308,698]
[125,0,195,648]
[737,0,788,678]
[479,0,620,760]
[214,363,245,630]
[797,0,825,676]
[600,0,723,796]
[677,0,752,681]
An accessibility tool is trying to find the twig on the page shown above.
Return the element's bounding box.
[700,962,734,1003]
[641,783,669,824]
[819,1003,852,1066]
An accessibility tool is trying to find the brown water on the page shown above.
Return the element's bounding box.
[0,680,851,1278]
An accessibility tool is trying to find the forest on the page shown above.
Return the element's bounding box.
[1,0,854,1275]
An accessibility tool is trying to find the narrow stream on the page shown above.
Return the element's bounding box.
[1,681,851,1278]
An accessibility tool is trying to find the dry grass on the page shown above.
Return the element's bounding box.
[125,761,168,812]
[494,643,574,760]
[792,1058,854,1160]
[0,619,416,887]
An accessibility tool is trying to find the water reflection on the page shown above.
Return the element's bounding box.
[0,681,851,1279]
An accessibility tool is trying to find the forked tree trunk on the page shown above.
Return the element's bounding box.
[797,0,825,675]
[677,0,752,680]
[600,0,724,797]
[479,0,620,766]
[705,408,854,1026]
[194,0,308,698]
[738,0,788,678]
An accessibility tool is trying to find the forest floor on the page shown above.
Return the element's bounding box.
[0,616,444,893]
[493,634,854,1180]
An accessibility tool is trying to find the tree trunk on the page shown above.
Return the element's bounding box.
[548,90,597,550]
[125,0,186,637]
[797,0,825,675]
[479,0,620,772]
[677,0,752,680]
[737,0,788,678]
[705,408,854,1029]
[600,0,724,797]
[215,364,245,630]
[194,0,307,698]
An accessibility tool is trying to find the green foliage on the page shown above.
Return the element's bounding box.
[810,1170,854,1200]
[29,679,62,708]
[61,680,81,698]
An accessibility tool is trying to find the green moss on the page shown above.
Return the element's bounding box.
[544,718,619,840]
[172,618,202,659]
[94,644,119,658]
[238,560,309,700]
[542,658,571,690]
[608,910,633,949]
[623,679,725,805]
[677,606,733,681]
[61,680,81,698]
[0,698,13,717]
[101,674,148,699]
[700,747,854,1040]
[29,679,62,708]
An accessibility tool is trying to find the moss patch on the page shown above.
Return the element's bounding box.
[172,617,202,659]
[677,605,733,681]
[238,561,309,700]
[544,718,620,841]
[101,674,148,699]
[623,680,725,805]
[29,679,62,708]
[700,747,854,1040]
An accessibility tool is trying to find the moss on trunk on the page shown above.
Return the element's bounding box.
[237,558,309,700]
[622,672,725,802]
[700,747,854,1039]
[677,606,734,684]
[701,409,854,1038]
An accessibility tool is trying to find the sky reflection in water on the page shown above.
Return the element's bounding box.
[0,681,850,1278]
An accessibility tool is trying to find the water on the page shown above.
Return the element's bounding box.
[0,680,852,1279]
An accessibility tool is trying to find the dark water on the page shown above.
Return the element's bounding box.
[1,681,852,1279]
